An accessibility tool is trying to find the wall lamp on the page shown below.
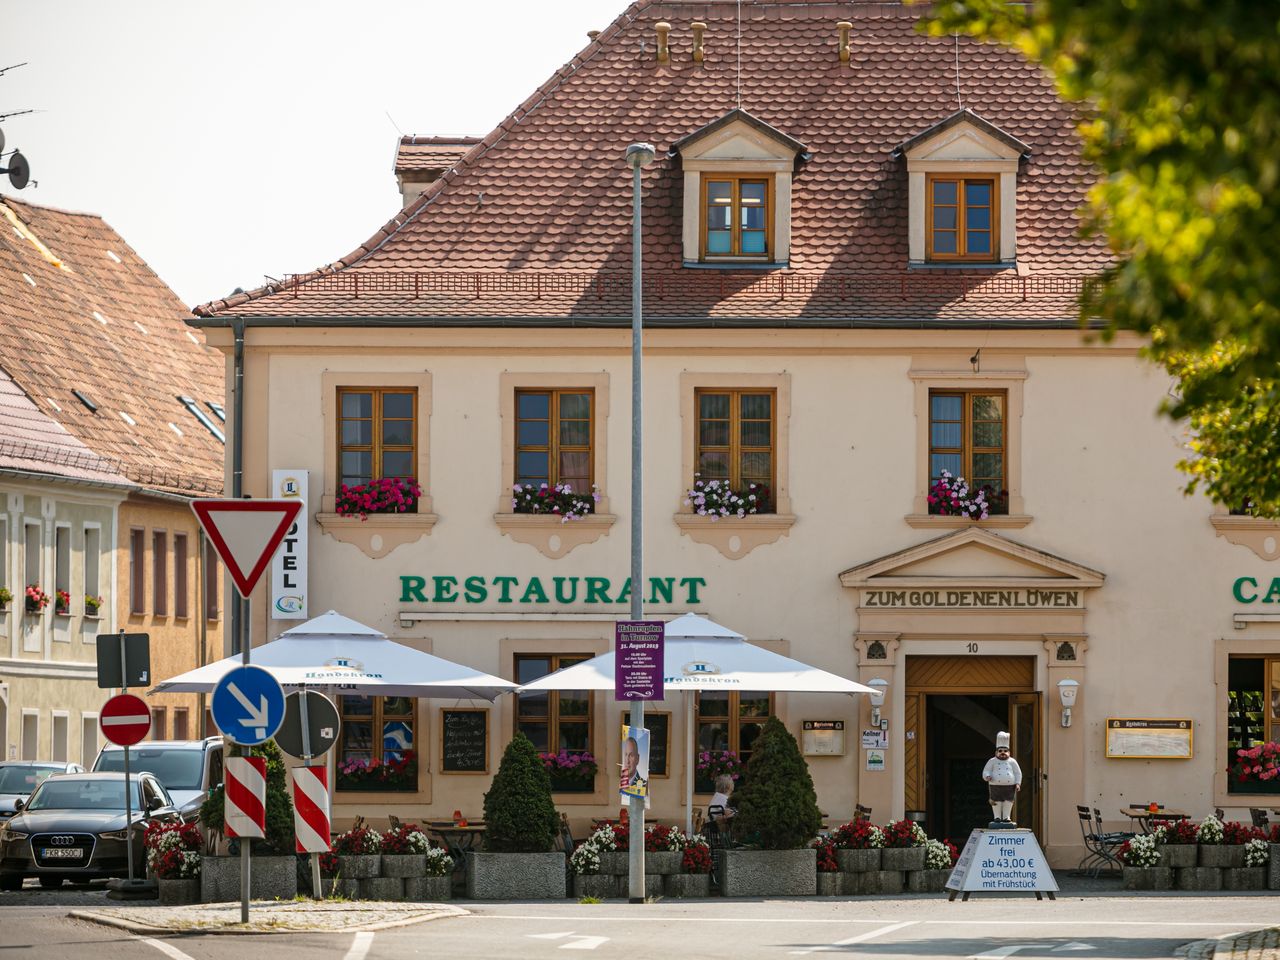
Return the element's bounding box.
[867,678,889,729]
[1057,678,1079,728]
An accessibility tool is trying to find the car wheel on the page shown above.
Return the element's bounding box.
[0,874,23,891]
[38,877,63,889]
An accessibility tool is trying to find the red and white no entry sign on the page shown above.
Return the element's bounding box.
[100,693,151,746]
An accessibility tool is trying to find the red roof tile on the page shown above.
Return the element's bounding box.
[197,1,1106,324]
[0,198,225,497]
[395,136,482,174]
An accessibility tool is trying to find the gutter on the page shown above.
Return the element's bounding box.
[230,319,244,656]
[187,315,1107,331]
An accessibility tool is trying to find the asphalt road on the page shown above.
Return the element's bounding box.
[3,885,1279,959]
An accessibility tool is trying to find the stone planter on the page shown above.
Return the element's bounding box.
[665,873,712,898]
[200,855,298,902]
[573,874,617,899]
[881,847,927,872]
[1198,845,1246,868]
[598,851,629,875]
[381,854,428,878]
[1161,843,1197,869]
[337,854,382,879]
[404,875,452,901]
[323,878,361,899]
[358,877,403,900]
[466,851,567,900]
[1176,867,1222,891]
[816,872,844,896]
[158,877,201,905]
[720,848,817,897]
[1122,866,1173,891]
[845,870,904,895]
[836,848,882,873]
[1270,844,1280,890]
[1223,867,1267,891]
[908,869,951,893]
[645,851,683,875]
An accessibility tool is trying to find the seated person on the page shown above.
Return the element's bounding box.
[708,774,736,822]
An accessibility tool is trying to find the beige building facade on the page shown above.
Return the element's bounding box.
[192,1,1280,866]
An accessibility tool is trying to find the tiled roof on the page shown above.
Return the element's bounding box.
[0,198,225,498]
[394,137,482,174]
[197,0,1106,324]
[0,369,134,488]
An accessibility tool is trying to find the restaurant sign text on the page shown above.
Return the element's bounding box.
[400,574,707,606]
[863,589,1081,609]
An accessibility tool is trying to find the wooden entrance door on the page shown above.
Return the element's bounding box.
[1010,692,1042,836]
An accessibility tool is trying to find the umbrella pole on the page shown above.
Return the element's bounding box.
[685,692,694,835]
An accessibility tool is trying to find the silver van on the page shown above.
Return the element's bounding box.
[92,737,223,822]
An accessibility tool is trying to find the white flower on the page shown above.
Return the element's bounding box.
[1245,838,1270,867]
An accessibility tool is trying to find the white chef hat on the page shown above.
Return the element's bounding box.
[996,731,1011,751]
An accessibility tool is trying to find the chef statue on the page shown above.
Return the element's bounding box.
[982,731,1022,827]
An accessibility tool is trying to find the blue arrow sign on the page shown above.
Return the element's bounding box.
[211,665,286,746]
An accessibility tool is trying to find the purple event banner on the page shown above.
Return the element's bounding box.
[615,620,665,701]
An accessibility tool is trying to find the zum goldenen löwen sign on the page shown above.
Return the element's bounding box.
[863,588,1082,609]
[399,574,707,606]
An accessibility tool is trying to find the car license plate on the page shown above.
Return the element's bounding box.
[41,848,84,859]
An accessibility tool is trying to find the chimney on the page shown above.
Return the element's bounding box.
[691,21,706,62]
[655,21,671,63]
[838,21,852,63]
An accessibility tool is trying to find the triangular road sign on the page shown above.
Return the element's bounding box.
[192,499,303,599]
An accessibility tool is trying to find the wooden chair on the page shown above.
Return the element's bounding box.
[1249,808,1270,830]
[1215,808,1226,821]
[1074,805,1126,877]
[387,814,402,831]
[558,812,576,854]
[854,804,873,822]
[692,808,705,836]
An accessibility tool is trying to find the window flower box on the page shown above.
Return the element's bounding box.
[24,585,49,614]
[540,749,597,793]
[927,471,1007,520]
[336,752,418,792]
[684,475,773,519]
[335,476,423,520]
[54,589,71,616]
[512,482,600,521]
[84,594,103,617]
[0,587,10,612]
[1231,741,1280,790]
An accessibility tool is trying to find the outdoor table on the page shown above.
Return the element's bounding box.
[428,822,487,868]
[1121,806,1190,834]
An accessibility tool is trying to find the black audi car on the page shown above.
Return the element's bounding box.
[0,772,178,889]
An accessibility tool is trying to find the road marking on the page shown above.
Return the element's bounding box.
[790,920,918,956]
[529,932,576,940]
[970,948,1037,959]
[479,914,1268,928]
[1053,944,1096,952]
[343,931,375,960]
[139,939,197,960]
[561,936,609,950]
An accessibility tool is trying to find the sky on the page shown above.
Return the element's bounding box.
[4,0,610,308]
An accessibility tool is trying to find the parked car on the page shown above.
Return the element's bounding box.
[92,737,223,822]
[0,762,84,825]
[0,771,178,889]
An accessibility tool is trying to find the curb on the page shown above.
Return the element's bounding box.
[1176,928,1280,960]
[68,903,468,936]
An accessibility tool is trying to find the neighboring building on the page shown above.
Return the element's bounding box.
[0,197,226,765]
[191,1,1280,865]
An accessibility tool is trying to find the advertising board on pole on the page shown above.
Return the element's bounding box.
[614,620,664,701]
[270,470,308,620]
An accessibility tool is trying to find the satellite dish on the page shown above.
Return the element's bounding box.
[6,151,29,190]
[0,128,6,154]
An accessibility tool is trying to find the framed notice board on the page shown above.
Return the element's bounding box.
[440,708,489,774]
[1105,718,1193,759]
[646,712,670,778]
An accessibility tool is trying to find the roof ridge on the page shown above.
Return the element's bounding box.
[1,196,112,222]
[195,0,654,317]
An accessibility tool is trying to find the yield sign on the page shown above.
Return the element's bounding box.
[192,499,302,598]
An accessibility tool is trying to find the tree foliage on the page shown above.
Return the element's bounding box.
[731,717,823,850]
[923,0,1280,513]
[199,740,295,856]
[482,732,559,853]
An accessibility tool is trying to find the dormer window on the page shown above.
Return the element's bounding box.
[896,109,1029,267]
[673,109,808,267]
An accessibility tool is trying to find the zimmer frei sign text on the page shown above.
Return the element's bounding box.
[399,574,707,606]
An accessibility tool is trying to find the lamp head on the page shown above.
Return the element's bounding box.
[625,142,657,168]
[866,677,888,707]
[1057,678,1079,707]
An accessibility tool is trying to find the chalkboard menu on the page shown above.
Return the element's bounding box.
[647,712,669,777]
[440,708,489,774]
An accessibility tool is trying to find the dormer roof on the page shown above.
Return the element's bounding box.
[671,108,810,160]
[894,108,1032,161]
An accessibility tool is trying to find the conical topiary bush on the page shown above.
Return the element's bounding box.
[482,733,559,852]
[731,716,823,850]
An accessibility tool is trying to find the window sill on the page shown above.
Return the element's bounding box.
[316,511,438,560]
[908,261,1017,271]
[905,514,1032,529]
[335,788,431,803]
[493,513,616,559]
[1210,515,1280,561]
[682,260,789,271]
[673,513,797,560]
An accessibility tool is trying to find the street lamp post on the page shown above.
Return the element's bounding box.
[624,140,655,904]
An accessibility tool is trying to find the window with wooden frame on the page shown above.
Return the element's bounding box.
[694,691,773,793]
[695,389,775,510]
[515,654,594,790]
[204,540,219,622]
[702,176,771,260]
[929,390,1008,514]
[173,533,188,619]
[151,531,168,617]
[515,390,593,492]
[129,528,145,615]
[337,387,418,490]
[337,695,418,792]
[926,175,997,261]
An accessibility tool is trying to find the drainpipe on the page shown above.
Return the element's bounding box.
[197,528,208,734]
[230,319,245,656]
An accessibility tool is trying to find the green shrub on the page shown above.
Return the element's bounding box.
[199,740,295,856]
[731,717,822,850]
[482,733,559,852]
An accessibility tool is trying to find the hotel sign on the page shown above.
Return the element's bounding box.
[400,574,707,606]
[863,589,1081,609]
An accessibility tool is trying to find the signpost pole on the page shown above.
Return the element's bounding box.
[240,597,250,924]
[120,631,134,886]
[298,690,322,899]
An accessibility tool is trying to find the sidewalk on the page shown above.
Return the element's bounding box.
[1182,928,1280,960]
[70,899,466,935]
